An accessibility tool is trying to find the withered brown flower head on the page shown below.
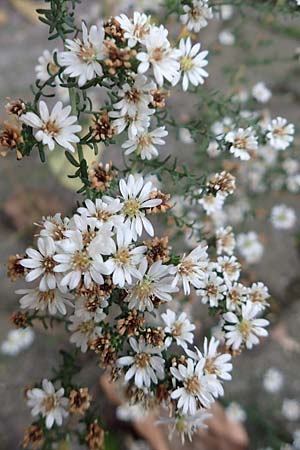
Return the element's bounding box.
[150,88,170,109]
[146,191,173,214]
[92,111,115,142]
[116,309,145,337]
[69,388,92,414]
[76,277,113,300]
[22,424,44,449]
[85,421,105,450]
[144,236,170,264]
[89,161,117,192]
[89,332,116,367]
[7,253,26,281]
[6,99,26,117]
[0,121,23,159]
[156,383,170,403]
[145,327,165,348]
[104,17,125,42]
[208,171,236,196]
[103,40,136,75]
[11,311,29,329]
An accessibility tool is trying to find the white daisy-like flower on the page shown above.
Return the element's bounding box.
[21,237,58,291]
[263,368,284,393]
[35,49,59,82]
[177,38,209,91]
[126,259,178,312]
[212,116,233,140]
[20,101,82,153]
[27,379,69,429]
[53,229,111,289]
[225,127,258,161]
[197,271,227,307]
[225,402,247,423]
[116,12,151,48]
[59,22,105,87]
[162,309,195,349]
[38,213,70,241]
[252,82,272,103]
[216,255,240,282]
[119,174,161,240]
[271,204,296,230]
[17,287,73,316]
[170,243,208,295]
[170,358,216,414]
[266,117,295,150]
[73,296,108,322]
[137,25,180,86]
[224,301,269,350]
[77,197,123,229]
[218,29,235,46]
[109,106,153,140]
[117,337,165,389]
[199,193,225,215]
[180,0,213,32]
[113,74,155,118]
[282,399,300,421]
[157,411,211,444]
[225,282,249,312]
[1,328,35,356]
[248,282,270,311]
[122,126,168,160]
[105,227,146,288]
[216,226,236,256]
[68,314,102,352]
[237,231,264,264]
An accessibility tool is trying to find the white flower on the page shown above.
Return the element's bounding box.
[27,379,69,429]
[225,402,247,423]
[21,237,58,291]
[179,128,194,144]
[180,0,213,32]
[113,74,155,118]
[74,295,108,322]
[117,337,165,388]
[207,140,221,158]
[216,255,240,282]
[248,282,270,310]
[68,314,102,352]
[126,259,178,312]
[119,174,161,239]
[237,231,264,264]
[177,38,209,91]
[137,25,180,86]
[162,309,195,348]
[224,301,269,350]
[212,117,233,140]
[20,101,81,152]
[116,402,149,422]
[225,282,249,312]
[263,368,284,393]
[271,204,296,229]
[122,126,168,160]
[38,213,70,240]
[218,5,234,20]
[216,226,236,256]
[218,30,235,46]
[116,12,151,48]
[197,271,227,307]
[105,227,146,288]
[35,49,59,82]
[225,127,258,161]
[170,358,216,414]
[77,197,123,228]
[171,243,208,295]
[109,106,153,140]
[252,82,272,103]
[1,328,35,356]
[266,117,295,150]
[199,193,225,215]
[282,399,300,421]
[59,22,105,87]
[17,287,73,315]
[157,411,211,444]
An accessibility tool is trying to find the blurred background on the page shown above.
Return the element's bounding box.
[0,1,300,449]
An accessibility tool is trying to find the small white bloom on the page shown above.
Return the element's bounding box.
[225,127,258,161]
[122,126,168,160]
[216,255,240,282]
[178,38,209,91]
[157,411,211,444]
[248,282,270,311]
[225,402,247,423]
[179,128,194,144]
[17,287,73,315]
[74,295,108,322]
[282,399,300,421]
[27,379,69,429]
[116,12,151,48]
[77,197,123,228]
[266,117,295,150]
[21,101,81,152]
[271,204,296,230]
[35,49,59,82]
[216,226,236,256]
[180,0,213,32]
[199,193,225,215]
[224,301,269,350]
[237,231,264,264]
[117,337,165,388]
[225,282,249,312]
[109,106,153,140]
[162,309,195,348]
[252,82,272,103]
[68,314,102,352]
[212,117,233,140]
[1,328,35,356]
[263,368,284,393]
[59,22,105,87]
[113,74,155,117]
[197,271,227,307]
[218,30,235,46]
[38,213,70,240]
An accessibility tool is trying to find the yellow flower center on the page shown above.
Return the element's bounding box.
[42,394,58,412]
[184,375,200,395]
[123,198,141,217]
[180,56,194,72]
[72,250,91,271]
[79,44,97,62]
[134,278,153,301]
[43,256,56,273]
[43,120,60,136]
[114,248,130,265]
[239,320,252,339]
[134,352,151,368]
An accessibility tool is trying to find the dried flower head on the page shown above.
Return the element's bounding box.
[144,236,170,264]
[150,88,170,109]
[103,40,136,75]
[85,421,105,450]
[11,311,30,329]
[0,121,23,158]
[7,253,26,281]
[146,191,173,214]
[145,327,165,347]
[89,161,117,192]
[104,17,126,42]
[22,424,44,449]
[6,99,26,117]
[92,111,115,142]
[76,278,113,299]
[208,171,236,196]
[116,309,145,337]
[69,388,92,415]
[89,332,116,367]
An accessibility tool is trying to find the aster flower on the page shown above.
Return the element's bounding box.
[117,337,165,388]
[17,287,73,315]
[177,38,209,91]
[197,271,227,307]
[237,231,264,264]
[77,197,123,229]
[68,314,102,352]
[21,237,58,291]
[157,411,211,444]
[216,226,236,256]
[20,101,82,152]
[162,309,195,348]
[263,368,283,393]
[27,379,69,429]
[225,282,249,312]
[248,282,270,310]
[119,174,162,240]
[199,193,225,215]
[252,82,272,103]
[225,127,258,161]
[59,22,105,87]
[116,12,151,48]
[126,259,178,312]
[216,255,240,282]
[137,25,180,86]
[113,74,155,117]
[35,49,59,82]
[271,204,296,229]
[74,296,107,322]
[38,213,70,241]
[122,126,168,160]
[109,106,153,140]
[1,328,35,356]
[224,301,269,350]
[170,243,209,295]
[266,117,295,150]
[180,0,213,33]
